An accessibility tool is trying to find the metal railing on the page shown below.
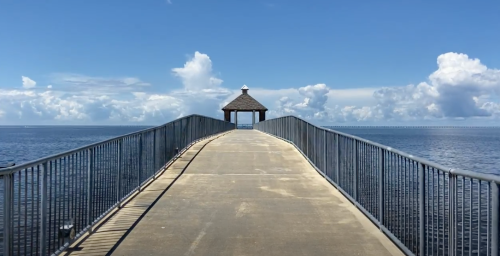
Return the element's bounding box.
[254,116,500,256]
[0,114,235,256]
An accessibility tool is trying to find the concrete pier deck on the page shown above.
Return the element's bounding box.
[66,130,403,256]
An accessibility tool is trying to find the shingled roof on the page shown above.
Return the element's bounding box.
[222,85,268,111]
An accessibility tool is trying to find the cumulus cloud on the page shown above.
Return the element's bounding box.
[0,51,232,124]
[172,52,223,91]
[169,51,232,117]
[2,52,500,125]
[296,84,329,111]
[260,52,500,124]
[367,52,500,122]
[22,76,36,89]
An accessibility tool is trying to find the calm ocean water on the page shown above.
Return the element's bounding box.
[332,127,500,175]
[0,126,151,166]
[0,126,499,175]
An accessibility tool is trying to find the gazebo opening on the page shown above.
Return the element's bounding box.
[222,85,268,128]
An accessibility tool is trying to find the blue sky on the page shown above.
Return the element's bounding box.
[1,0,500,125]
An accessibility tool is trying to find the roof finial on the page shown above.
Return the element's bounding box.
[241,85,249,94]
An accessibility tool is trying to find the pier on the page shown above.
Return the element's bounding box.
[64,130,401,255]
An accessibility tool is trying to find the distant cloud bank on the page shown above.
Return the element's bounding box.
[1,52,500,125]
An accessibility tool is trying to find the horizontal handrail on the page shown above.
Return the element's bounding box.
[0,163,15,169]
[276,116,500,183]
[1,114,235,255]
[0,114,227,175]
[254,115,499,256]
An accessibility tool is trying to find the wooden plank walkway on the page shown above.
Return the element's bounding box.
[65,130,403,256]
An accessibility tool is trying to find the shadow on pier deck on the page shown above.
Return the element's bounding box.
[64,130,403,256]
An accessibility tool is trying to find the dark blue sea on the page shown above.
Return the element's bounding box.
[0,126,151,167]
[332,127,500,175]
[1,125,499,174]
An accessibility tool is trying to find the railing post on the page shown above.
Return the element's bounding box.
[492,181,499,256]
[191,116,194,142]
[193,117,197,141]
[3,173,14,256]
[40,161,48,256]
[335,133,340,184]
[138,134,143,191]
[448,172,456,256]
[153,129,157,178]
[280,117,286,138]
[353,139,358,200]
[117,139,122,208]
[306,124,309,157]
[379,148,384,229]
[87,148,94,233]
[323,129,327,176]
[419,162,426,255]
[314,126,317,166]
[172,123,176,159]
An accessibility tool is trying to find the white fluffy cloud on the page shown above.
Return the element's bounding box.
[171,52,223,91]
[1,52,500,125]
[0,51,231,125]
[370,52,500,121]
[22,76,36,89]
[267,52,500,124]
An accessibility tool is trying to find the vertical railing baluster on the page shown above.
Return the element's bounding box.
[3,173,14,256]
[492,181,498,256]
[487,181,491,256]
[323,129,327,176]
[117,139,122,208]
[419,162,426,255]
[306,123,308,157]
[138,134,143,191]
[40,161,48,256]
[153,129,157,179]
[87,148,94,233]
[448,172,453,256]
[353,140,358,201]
[167,125,170,160]
[379,148,384,229]
[335,134,340,184]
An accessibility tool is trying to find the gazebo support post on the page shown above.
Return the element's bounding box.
[252,110,255,125]
[235,110,238,128]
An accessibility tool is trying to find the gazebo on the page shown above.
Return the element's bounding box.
[222,85,268,126]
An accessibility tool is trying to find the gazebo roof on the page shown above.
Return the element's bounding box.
[222,85,268,111]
